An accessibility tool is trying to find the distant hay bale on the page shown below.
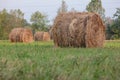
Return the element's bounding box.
[51,12,105,48]
[34,32,50,41]
[34,31,44,41]
[20,28,33,42]
[43,32,51,41]
[9,28,23,42]
[9,28,33,43]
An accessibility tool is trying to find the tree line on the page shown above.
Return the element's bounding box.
[0,0,120,40]
[0,9,49,40]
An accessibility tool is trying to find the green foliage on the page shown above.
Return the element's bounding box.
[106,8,120,40]
[0,9,9,39]
[0,40,120,80]
[57,0,68,14]
[0,9,28,40]
[30,11,49,33]
[106,23,113,40]
[86,0,105,22]
[114,8,120,18]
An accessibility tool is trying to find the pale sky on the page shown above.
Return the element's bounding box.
[0,0,120,23]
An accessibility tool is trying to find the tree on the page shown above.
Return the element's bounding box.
[22,19,30,27]
[86,0,105,22]
[110,8,120,39]
[30,11,49,33]
[0,9,8,39]
[106,8,120,39]
[113,8,120,19]
[0,9,27,40]
[105,17,114,40]
[9,9,25,27]
[57,0,68,14]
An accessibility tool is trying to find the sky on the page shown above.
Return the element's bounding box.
[0,0,120,24]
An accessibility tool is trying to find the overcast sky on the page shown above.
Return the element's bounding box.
[0,0,120,23]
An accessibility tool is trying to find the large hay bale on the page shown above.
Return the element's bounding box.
[34,31,44,41]
[9,28,33,43]
[52,12,105,48]
[34,31,51,41]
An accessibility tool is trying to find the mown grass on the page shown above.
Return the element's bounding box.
[0,40,120,80]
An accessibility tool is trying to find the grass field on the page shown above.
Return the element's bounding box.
[0,40,120,80]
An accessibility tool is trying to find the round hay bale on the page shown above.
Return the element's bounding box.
[20,28,33,43]
[9,28,23,42]
[43,32,51,41]
[9,28,33,43]
[52,12,105,48]
[34,31,50,41]
[34,31,44,41]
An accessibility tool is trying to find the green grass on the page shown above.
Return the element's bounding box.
[0,40,120,80]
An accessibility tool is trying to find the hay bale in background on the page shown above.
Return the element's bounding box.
[34,32,44,41]
[51,12,105,48]
[43,32,51,41]
[34,32,50,41]
[20,28,33,43]
[9,28,23,42]
[9,28,33,43]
